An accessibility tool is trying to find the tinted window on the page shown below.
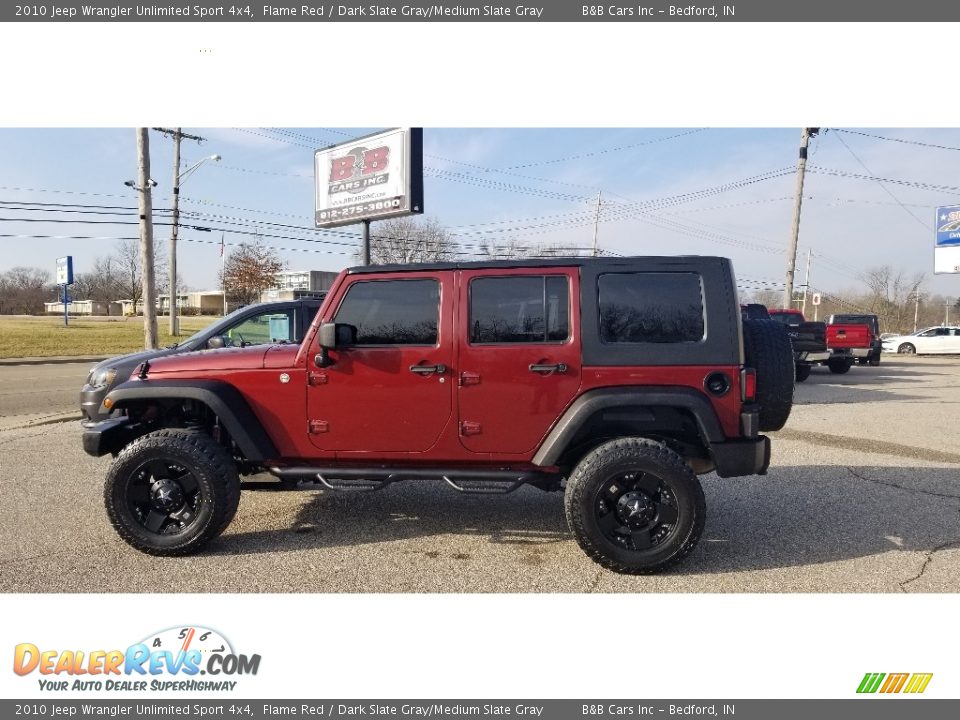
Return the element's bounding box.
[599,272,704,343]
[221,308,295,347]
[335,279,439,345]
[470,276,569,344]
[769,312,800,326]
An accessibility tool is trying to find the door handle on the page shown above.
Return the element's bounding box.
[410,363,446,375]
[529,363,567,374]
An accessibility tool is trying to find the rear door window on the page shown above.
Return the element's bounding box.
[469,275,569,344]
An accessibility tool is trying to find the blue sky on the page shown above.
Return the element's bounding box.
[1,127,959,298]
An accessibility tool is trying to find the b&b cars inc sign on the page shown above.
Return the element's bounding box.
[314,127,423,228]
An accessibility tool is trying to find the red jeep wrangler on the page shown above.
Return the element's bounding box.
[82,257,793,574]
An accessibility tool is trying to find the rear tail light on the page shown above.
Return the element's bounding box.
[741,368,757,402]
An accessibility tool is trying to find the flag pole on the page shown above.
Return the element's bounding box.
[220,233,227,317]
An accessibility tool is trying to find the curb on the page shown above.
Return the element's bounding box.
[0,356,108,366]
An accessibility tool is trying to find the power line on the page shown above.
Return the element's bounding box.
[830,131,932,231]
[831,129,960,153]
[500,129,709,170]
[807,166,960,196]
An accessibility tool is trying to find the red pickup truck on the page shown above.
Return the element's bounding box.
[825,321,873,374]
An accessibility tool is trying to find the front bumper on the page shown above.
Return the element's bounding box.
[711,436,771,478]
[81,416,135,457]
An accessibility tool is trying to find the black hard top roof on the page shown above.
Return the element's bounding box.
[346,255,727,275]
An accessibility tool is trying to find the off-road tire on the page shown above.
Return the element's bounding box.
[564,437,705,575]
[795,364,812,383]
[828,358,853,374]
[742,319,794,431]
[104,429,241,556]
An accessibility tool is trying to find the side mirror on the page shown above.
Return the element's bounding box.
[318,322,357,349]
[315,323,357,368]
[207,335,226,350]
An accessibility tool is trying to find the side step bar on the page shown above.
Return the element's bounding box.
[267,466,559,494]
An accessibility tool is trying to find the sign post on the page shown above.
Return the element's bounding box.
[56,256,73,328]
[315,128,423,265]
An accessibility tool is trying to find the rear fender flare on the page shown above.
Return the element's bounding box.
[531,387,726,467]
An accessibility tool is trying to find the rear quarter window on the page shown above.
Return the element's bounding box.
[598,272,705,343]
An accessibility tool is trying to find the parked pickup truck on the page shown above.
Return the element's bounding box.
[768,308,828,382]
[827,313,881,366]
[824,319,873,374]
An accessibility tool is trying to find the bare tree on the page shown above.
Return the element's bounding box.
[113,238,167,305]
[367,218,459,264]
[221,240,285,306]
[744,288,782,309]
[72,256,125,314]
[478,237,589,259]
[0,267,53,314]
[860,265,925,333]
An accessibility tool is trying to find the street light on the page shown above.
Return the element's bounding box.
[169,152,220,335]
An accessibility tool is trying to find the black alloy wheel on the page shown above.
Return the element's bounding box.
[125,459,203,536]
[594,471,679,552]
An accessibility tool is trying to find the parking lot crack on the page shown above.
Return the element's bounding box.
[899,535,960,593]
[845,466,960,500]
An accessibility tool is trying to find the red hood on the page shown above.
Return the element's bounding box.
[142,346,272,376]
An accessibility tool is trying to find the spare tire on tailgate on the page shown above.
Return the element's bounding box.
[742,319,794,431]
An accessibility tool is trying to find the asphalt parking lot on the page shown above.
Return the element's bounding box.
[1,356,958,593]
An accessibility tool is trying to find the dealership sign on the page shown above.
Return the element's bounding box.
[314,127,423,228]
[934,205,960,274]
[56,256,73,285]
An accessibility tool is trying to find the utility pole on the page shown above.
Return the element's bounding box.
[945,300,951,326]
[135,128,158,350]
[914,292,920,332]
[800,248,812,315]
[153,127,206,336]
[591,191,602,257]
[784,127,819,308]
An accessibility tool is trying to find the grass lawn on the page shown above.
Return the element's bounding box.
[0,315,217,358]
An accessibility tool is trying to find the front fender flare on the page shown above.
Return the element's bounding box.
[104,379,278,461]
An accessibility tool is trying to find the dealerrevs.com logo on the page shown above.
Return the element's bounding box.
[13,626,261,692]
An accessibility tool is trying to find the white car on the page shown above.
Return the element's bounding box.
[881,326,960,355]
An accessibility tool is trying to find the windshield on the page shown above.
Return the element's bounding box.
[178,305,250,347]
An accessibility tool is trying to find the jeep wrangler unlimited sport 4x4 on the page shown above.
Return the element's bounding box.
[82,256,794,574]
